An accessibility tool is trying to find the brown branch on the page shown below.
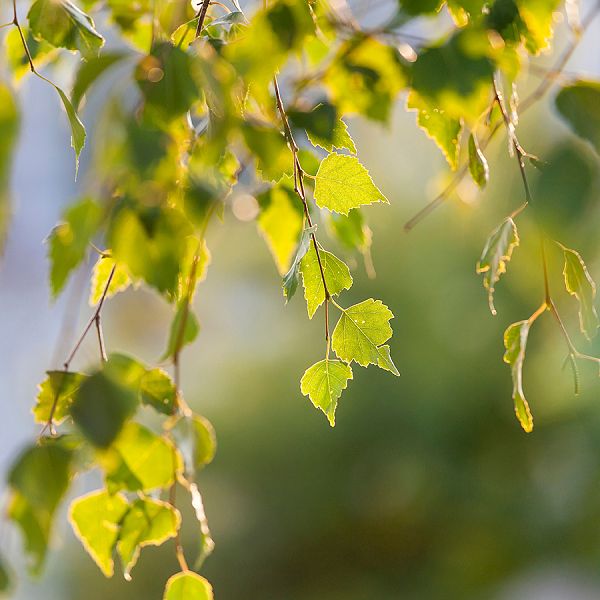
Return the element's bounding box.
[195,0,212,38]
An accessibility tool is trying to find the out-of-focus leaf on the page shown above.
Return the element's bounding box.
[555,80,600,155]
[89,253,132,306]
[242,124,292,183]
[48,198,102,297]
[300,245,352,319]
[560,245,599,340]
[407,90,462,170]
[476,218,519,315]
[8,440,73,574]
[327,209,371,254]
[163,571,214,600]
[282,225,315,302]
[162,303,200,360]
[257,178,303,275]
[72,52,129,110]
[0,84,19,252]
[70,354,140,448]
[300,359,353,426]
[314,154,388,215]
[331,299,399,375]
[468,133,489,188]
[117,497,180,580]
[172,414,217,478]
[27,0,104,58]
[139,368,177,415]
[69,489,129,577]
[503,320,533,432]
[33,370,87,425]
[52,85,87,175]
[99,421,181,493]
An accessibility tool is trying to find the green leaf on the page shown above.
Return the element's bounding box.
[331,299,399,375]
[288,103,356,154]
[172,414,217,479]
[5,26,57,80]
[326,209,371,254]
[257,180,303,275]
[33,370,87,425]
[0,553,12,593]
[164,571,214,600]
[468,133,489,188]
[71,51,129,111]
[503,320,534,433]
[300,359,353,426]
[0,83,19,253]
[242,124,292,183]
[476,217,520,315]
[411,30,495,122]
[555,80,600,155]
[70,355,140,448]
[110,206,193,296]
[135,42,199,124]
[407,91,462,170]
[68,489,129,577]
[162,303,200,361]
[314,154,388,216]
[27,0,104,58]
[282,225,315,302]
[139,368,177,415]
[100,421,181,493]
[52,85,87,176]
[89,253,132,306]
[561,245,599,340]
[8,441,73,574]
[117,497,180,580]
[300,245,352,319]
[48,198,102,297]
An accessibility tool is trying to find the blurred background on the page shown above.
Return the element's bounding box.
[3,1,600,599]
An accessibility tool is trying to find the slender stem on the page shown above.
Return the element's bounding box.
[95,315,107,362]
[274,75,332,344]
[169,481,190,572]
[195,0,211,38]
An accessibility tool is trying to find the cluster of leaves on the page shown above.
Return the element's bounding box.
[1,0,600,596]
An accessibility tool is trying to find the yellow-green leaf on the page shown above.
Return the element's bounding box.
[331,299,399,375]
[407,90,462,170]
[476,218,519,315]
[99,422,181,493]
[163,571,214,600]
[503,320,533,433]
[89,253,132,306]
[300,359,353,426]
[300,245,352,319]
[33,370,87,425]
[468,133,489,188]
[68,489,129,577]
[117,497,180,580]
[314,154,388,216]
[561,245,599,340]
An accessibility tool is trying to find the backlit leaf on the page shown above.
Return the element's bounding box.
[468,133,489,188]
[503,320,533,432]
[0,83,19,253]
[139,368,177,415]
[476,218,519,315]
[561,245,599,340]
[407,91,462,170]
[300,359,353,426]
[300,245,353,319]
[163,571,214,600]
[48,198,102,297]
[33,370,87,425]
[100,421,181,493]
[314,154,388,216]
[331,299,399,375]
[68,489,129,577]
[172,414,217,478]
[162,303,200,361]
[282,226,315,302]
[117,497,180,579]
[89,253,132,306]
[27,0,104,58]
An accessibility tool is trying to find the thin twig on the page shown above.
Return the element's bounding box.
[273,76,332,343]
[195,0,212,38]
[94,315,107,362]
